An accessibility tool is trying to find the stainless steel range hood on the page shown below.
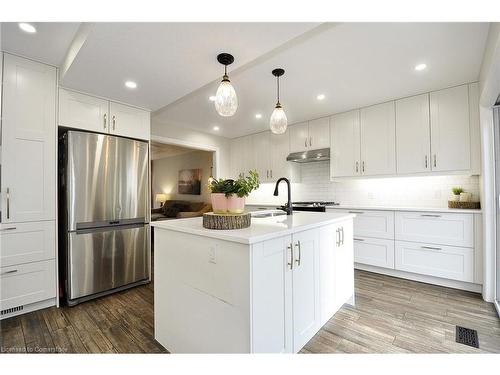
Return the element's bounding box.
[286,148,330,163]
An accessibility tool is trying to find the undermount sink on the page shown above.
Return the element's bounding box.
[251,210,287,218]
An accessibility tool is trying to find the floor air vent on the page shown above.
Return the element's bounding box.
[456,326,479,348]
[1,305,24,316]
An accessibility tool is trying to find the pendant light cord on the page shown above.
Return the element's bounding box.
[276,76,280,104]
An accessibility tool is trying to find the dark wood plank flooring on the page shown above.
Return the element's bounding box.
[1,270,499,353]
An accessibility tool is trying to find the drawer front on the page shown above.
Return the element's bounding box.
[329,209,394,239]
[354,237,395,269]
[395,240,473,282]
[0,221,55,267]
[395,212,473,247]
[0,260,56,310]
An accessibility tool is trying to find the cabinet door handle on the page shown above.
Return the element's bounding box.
[348,211,364,214]
[336,228,340,247]
[433,154,437,168]
[420,214,441,218]
[425,155,428,169]
[354,238,364,242]
[355,161,359,173]
[267,170,269,179]
[341,227,344,245]
[0,227,17,232]
[112,115,116,130]
[362,161,365,173]
[103,113,107,129]
[6,187,10,219]
[304,138,307,148]
[295,241,301,266]
[1,269,18,275]
[270,170,272,179]
[287,243,293,270]
[309,137,312,147]
[421,246,442,251]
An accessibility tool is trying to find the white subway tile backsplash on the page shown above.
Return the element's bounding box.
[247,160,480,208]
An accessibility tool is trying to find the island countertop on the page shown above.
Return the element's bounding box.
[151,211,355,244]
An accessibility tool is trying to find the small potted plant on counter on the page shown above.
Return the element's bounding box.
[209,170,260,214]
[451,187,463,202]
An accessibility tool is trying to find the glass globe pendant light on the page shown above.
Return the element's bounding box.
[214,53,238,117]
[270,68,287,134]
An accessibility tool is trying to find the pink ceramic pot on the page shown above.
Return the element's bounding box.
[227,195,245,214]
[211,193,228,214]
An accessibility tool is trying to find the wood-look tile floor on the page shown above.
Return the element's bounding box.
[1,270,499,354]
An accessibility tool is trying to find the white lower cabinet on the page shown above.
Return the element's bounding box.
[251,221,354,353]
[0,221,55,267]
[354,237,395,269]
[395,240,474,282]
[0,260,56,312]
[292,229,320,352]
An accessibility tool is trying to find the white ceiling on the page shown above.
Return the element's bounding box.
[150,141,200,160]
[154,23,490,138]
[1,22,490,139]
[59,22,319,110]
[1,22,80,66]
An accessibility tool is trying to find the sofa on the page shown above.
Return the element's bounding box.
[151,200,212,221]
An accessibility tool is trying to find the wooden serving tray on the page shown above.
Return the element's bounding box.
[203,212,251,230]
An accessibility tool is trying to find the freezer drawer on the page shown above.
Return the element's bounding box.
[67,225,150,301]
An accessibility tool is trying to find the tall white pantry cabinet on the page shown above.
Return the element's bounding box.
[0,53,58,318]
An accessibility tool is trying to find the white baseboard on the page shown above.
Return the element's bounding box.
[355,263,483,294]
[0,298,56,320]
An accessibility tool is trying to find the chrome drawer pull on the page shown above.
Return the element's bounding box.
[420,214,441,218]
[348,211,364,214]
[354,238,365,242]
[295,241,301,266]
[421,246,442,251]
[2,269,18,275]
[287,243,293,270]
[0,227,17,231]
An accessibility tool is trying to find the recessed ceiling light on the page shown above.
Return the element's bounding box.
[317,94,326,101]
[18,23,36,33]
[255,114,262,119]
[414,63,427,71]
[209,96,216,102]
[125,81,137,89]
[213,126,220,131]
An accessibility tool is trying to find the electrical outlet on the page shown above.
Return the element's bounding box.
[208,245,217,264]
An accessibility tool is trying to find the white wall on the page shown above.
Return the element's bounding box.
[152,150,213,207]
[246,161,481,208]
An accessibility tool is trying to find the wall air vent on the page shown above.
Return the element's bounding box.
[1,305,24,316]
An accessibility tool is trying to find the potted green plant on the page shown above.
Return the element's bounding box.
[209,170,260,214]
[451,187,463,202]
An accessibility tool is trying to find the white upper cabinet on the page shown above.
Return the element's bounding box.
[395,94,431,174]
[109,102,150,140]
[360,101,396,176]
[430,85,470,172]
[289,118,330,153]
[270,132,292,181]
[330,110,361,178]
[59,88,109,133]
[1,54,56,223]
[230,136,253,179]
[58,89,150,141]
[308,117,330,150]
[252,132,271,181]
[289,121,309,153]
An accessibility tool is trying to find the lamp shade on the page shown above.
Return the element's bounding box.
[155,193,168,203]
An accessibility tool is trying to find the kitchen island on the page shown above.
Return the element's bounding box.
[151,211,355,353]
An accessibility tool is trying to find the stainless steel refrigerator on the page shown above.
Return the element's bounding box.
[60,130,150,305]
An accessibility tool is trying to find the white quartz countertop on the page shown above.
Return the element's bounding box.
[326,204,482,214]
[151,211,355,245]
